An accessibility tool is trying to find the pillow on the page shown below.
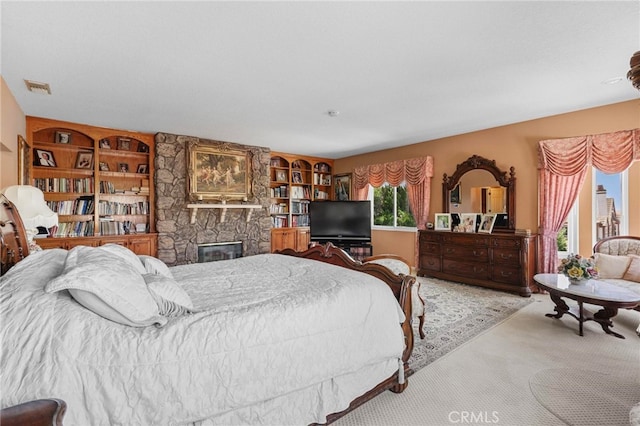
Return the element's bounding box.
[143,273,194,310]
[594,252,632,279]
[139,255,173,278]
[45,246,166,327]
[623,254,640,283]
[99,243,146,275]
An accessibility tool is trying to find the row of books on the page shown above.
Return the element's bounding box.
[290,186,311,199]
[269,203,288,214]
[291,214,309,227]
[98,219,142,235]
[291,200,310,214]
[314,189,330,199]
[33,178,94,194]
[98,200,150,215]
[271,215,289,228]
[46,197,95,215]
[271,185,288,198]
[51,221,95,237]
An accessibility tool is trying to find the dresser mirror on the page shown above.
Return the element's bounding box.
[442,155,516,232]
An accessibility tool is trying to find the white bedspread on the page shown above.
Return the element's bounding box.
[0,250,405,425]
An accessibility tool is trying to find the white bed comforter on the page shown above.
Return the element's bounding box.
[1,250,405,425]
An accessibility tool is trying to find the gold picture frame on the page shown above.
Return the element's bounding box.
[333,173,352,201]
[187,141,251,201]
[17,135,30,184]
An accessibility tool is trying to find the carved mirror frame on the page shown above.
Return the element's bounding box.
[442,155,516,232]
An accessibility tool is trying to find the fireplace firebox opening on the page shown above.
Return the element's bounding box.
[197,241,243,263]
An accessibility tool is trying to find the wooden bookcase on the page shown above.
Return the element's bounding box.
[26,116,157,256]
[269,152,333,252]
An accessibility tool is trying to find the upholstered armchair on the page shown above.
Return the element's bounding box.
[363,254,426,339]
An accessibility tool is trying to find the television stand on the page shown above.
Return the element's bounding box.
[311,240,372,261]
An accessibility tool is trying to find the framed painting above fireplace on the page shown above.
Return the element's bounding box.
[187,141,252,201]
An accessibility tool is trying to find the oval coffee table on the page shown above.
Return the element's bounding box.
[533,273,640,339]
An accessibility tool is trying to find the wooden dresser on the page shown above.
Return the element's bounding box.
[417,230,536,296]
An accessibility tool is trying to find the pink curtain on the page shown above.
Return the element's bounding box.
[537,130,640,289]
[353,156,434,266]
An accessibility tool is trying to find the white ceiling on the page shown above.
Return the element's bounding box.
[2,1,639,159]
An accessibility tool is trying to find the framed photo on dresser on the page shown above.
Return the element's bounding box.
[478,213,497,234]
[434,213,451,231]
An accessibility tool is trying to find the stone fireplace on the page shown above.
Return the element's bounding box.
[154,133,272,266]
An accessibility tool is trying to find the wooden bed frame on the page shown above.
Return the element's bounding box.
[0,198,416,425]
[0,196,30,276]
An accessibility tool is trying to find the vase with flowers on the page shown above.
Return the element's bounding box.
[557,253,598,283]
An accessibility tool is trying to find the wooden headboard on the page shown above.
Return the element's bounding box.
[0,195,30,276]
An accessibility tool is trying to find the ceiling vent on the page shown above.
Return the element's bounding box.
[24,79,51,95]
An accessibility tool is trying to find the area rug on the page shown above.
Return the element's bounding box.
[529,368,640,426]
[408,276,533,372]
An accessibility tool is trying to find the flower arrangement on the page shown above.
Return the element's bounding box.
[557,253,598,281]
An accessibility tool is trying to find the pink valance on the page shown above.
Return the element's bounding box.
[538,129,640,175]
[354,156,433,189]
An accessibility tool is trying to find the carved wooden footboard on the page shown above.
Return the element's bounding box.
[0,398,66,426]
[276,243,416,424]
[0,196,30,276]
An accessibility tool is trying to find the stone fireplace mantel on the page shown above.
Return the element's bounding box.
[187,203,263,224]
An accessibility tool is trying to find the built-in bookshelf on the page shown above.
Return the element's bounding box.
[26,116,157,255]
[269,152,333,252]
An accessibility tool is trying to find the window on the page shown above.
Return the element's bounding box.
[560,168,628,255]
[593,169,626,240]
[371,183,416,228]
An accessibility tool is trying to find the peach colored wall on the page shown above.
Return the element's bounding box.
[0,76,26,190]
[336,100,640,265]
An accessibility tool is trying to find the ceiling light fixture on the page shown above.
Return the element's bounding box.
[627,51,640,90]
[24,79,51,95]
[601,77,623,85]
[327,110,340,117]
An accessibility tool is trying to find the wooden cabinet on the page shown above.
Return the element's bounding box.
[417,230,535,296]
[26,116,157,256]
[271,227,310,252]
[37,234,157,256]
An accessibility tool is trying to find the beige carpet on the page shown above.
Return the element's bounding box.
[530,367,640,426]
[335,295,640,426]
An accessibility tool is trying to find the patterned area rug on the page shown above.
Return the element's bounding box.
[408,276,534,373]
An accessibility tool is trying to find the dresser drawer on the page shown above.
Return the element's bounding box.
[441,245,489,261]
[420,242,440,255]
[491,238,523,249]
[442,233,489,246]
[420,231,441,243]
[492,248,521,266]
[491,265,522,286]
[443,258,490,279]
[419,255,441,271]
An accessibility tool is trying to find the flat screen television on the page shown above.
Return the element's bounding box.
[309,200,371,244]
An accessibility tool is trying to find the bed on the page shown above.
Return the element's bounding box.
[0,196,415,425]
